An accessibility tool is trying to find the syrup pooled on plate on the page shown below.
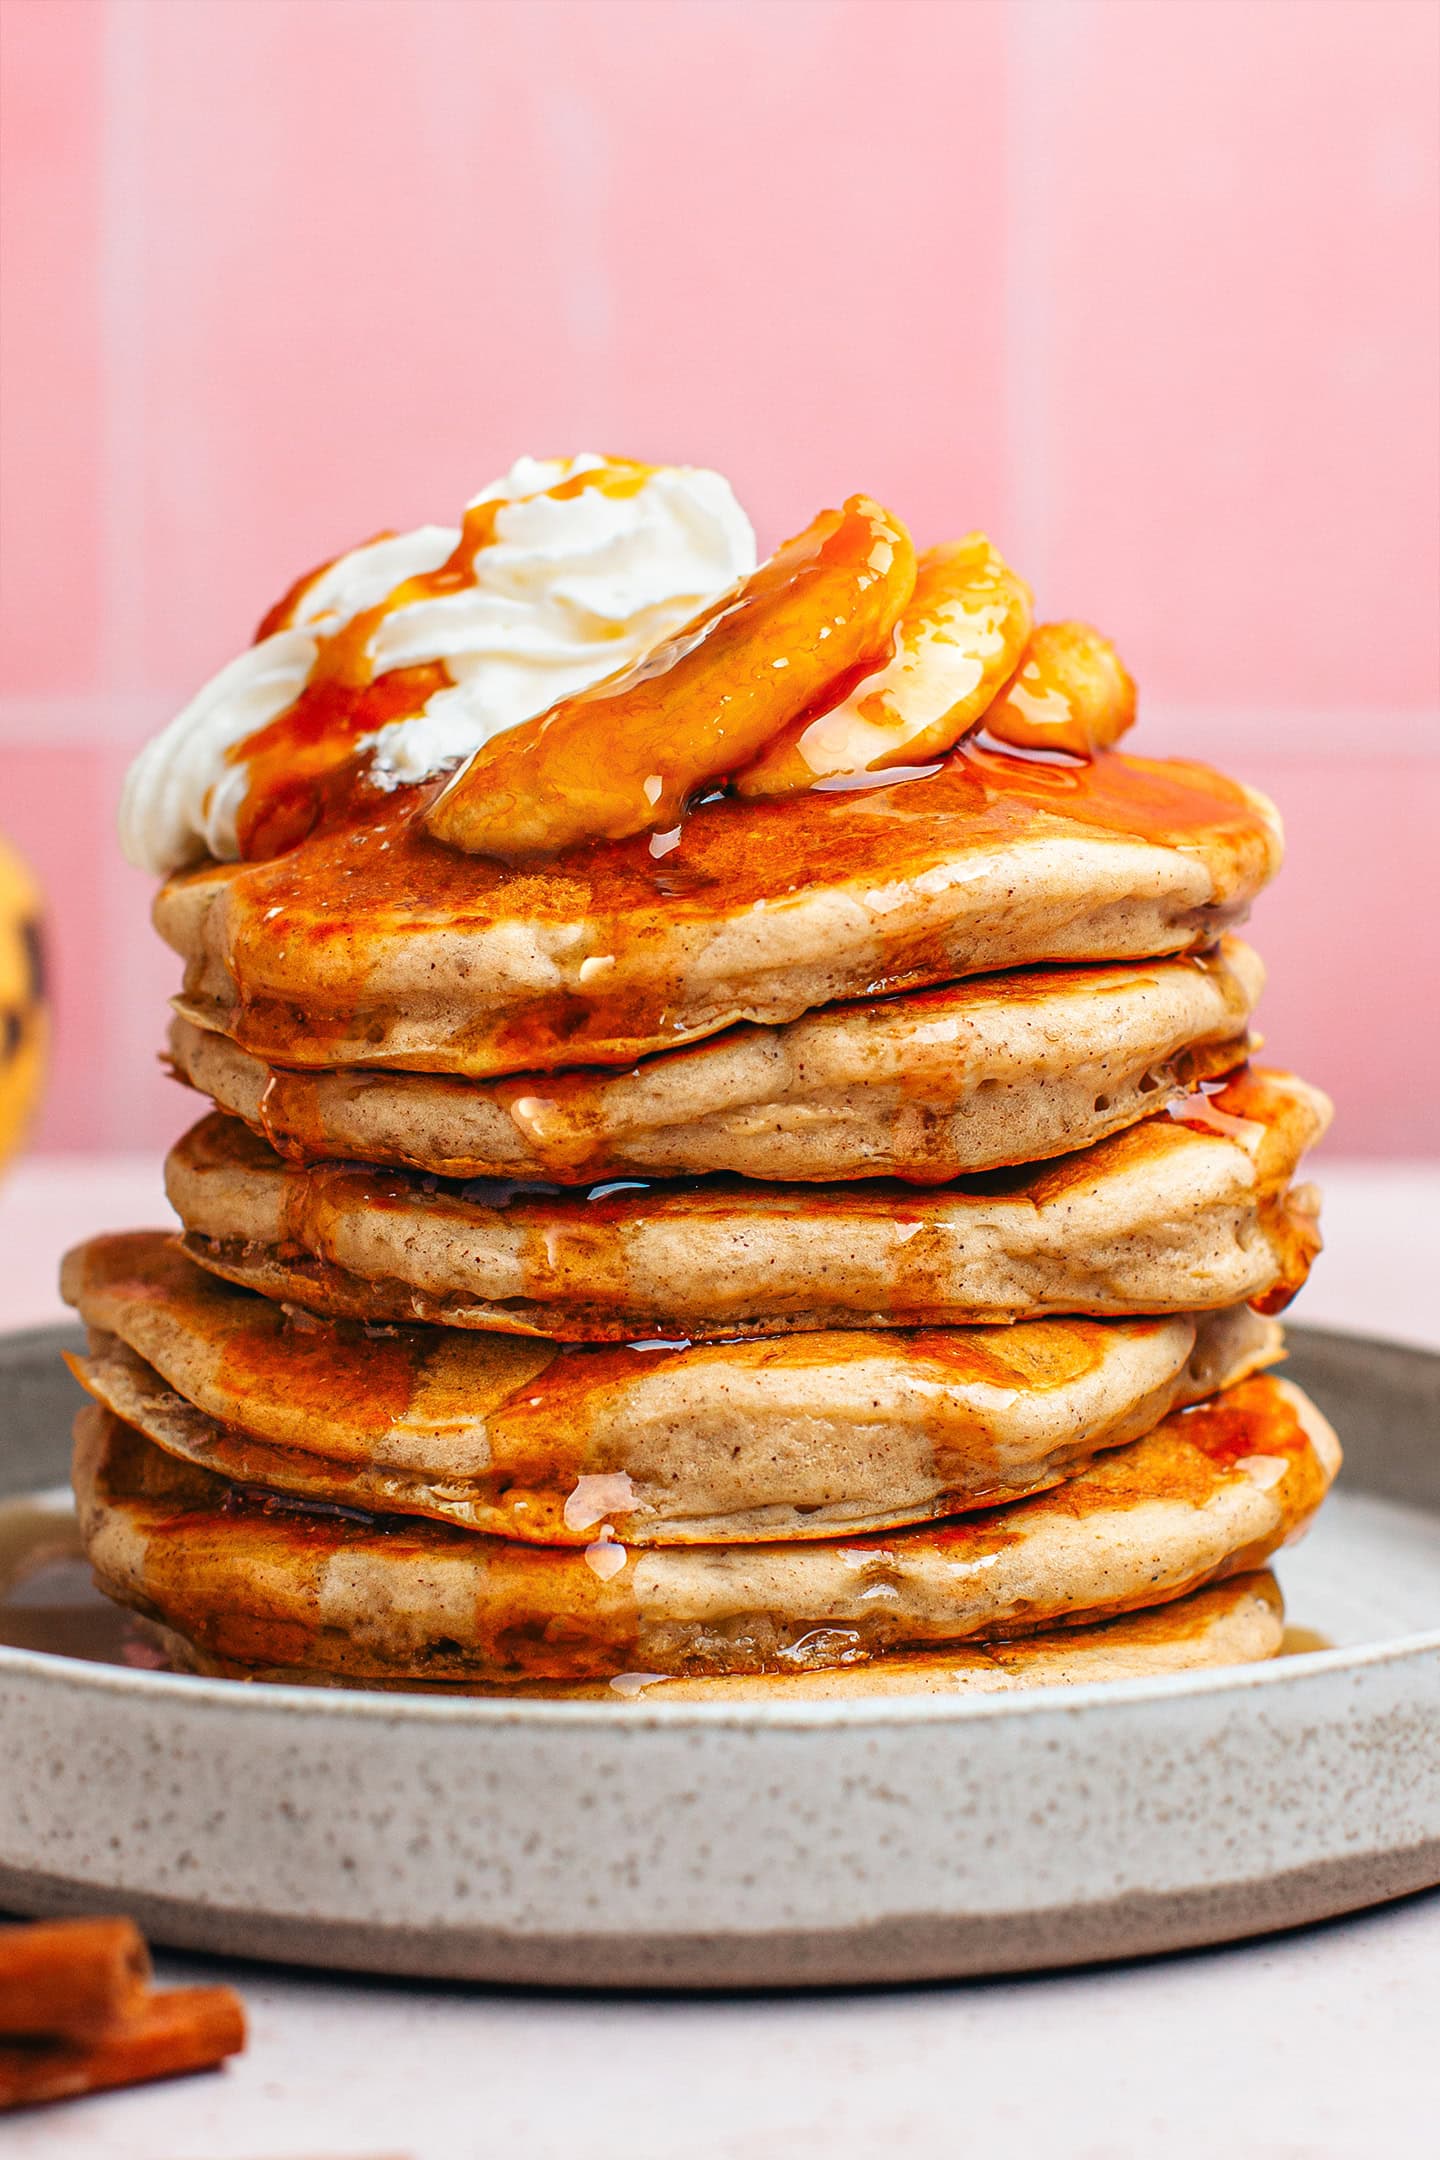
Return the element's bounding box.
[0,1492,159,1667]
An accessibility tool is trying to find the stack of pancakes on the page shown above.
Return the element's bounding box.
[64,742,1338,1698]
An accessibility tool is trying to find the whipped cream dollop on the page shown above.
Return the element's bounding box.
[119,454,757,875]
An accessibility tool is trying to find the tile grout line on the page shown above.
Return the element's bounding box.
[98,0,147,694]
[1003,0,1057,588]
[98,0,152,1150]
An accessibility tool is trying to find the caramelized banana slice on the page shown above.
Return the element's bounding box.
[734,535,1031,798]
[425,497,916,860]
[982,620,1136,757]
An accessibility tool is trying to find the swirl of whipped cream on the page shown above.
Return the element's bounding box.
[119,455,756,876]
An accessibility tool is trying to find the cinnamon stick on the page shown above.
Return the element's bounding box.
[0,1917,150,2041]
[0,1985,246,2109]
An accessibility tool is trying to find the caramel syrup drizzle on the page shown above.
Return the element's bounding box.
[229,461,654,860]
[224,480,1226,876]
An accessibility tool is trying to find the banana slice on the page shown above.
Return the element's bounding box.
[735,535,1031,796]
[426,496,916,860]
[982,620,1136,757]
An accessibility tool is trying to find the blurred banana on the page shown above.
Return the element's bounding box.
[0,831,45,1171]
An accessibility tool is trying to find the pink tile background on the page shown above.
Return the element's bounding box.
[0,0,1436,1155]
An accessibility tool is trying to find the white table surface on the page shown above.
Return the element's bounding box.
[4,1154,1439,2160]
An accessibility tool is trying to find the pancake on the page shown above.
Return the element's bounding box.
[154,1573,1286,1693]
[165,1067,1329,1340]
[63,1232,1282,1543]
[156,742,1282,1078]
[73,1374,1338,1683]
[167,940,1262,1186]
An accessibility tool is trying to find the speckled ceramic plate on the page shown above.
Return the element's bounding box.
[0,1322,1437,1988]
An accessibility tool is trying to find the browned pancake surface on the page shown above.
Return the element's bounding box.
[158,1573,1287,1695]
[64,1231,1283,1542]
[158,743,1281,1077]
[164,1067,1329,1339]
[74,1374,1339,1684]
[167,941,1262,1185]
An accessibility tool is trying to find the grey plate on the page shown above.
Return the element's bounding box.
[1,1322,1437,1988]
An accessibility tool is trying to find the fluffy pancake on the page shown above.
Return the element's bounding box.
[154,1573,1286,1693]
[165,1068,1329,1340]
[168,941,1262,1186]
[63,1232,1282,1543]
[73,1373,1339,1683]
[156,743,1281,1078]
